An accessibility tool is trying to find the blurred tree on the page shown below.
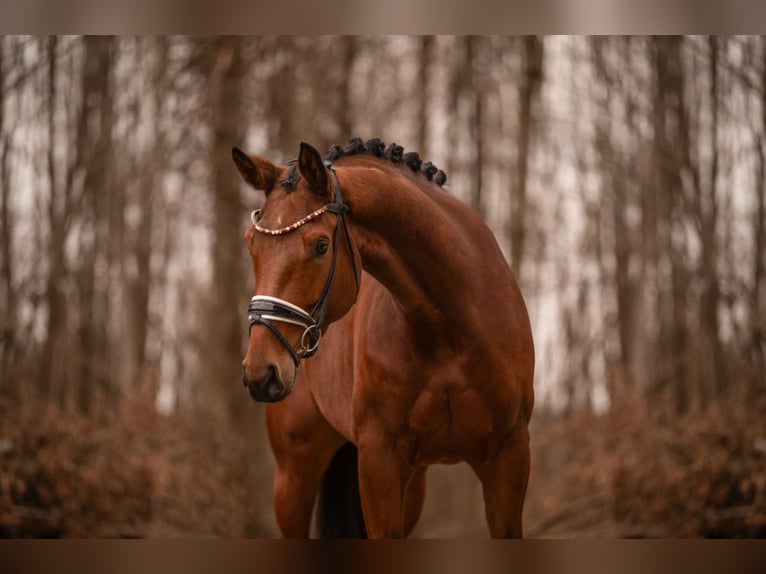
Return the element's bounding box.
[591,36,633,396]
[753,38,766,392]
[651,35,693,413]
[336,35,357,143]
[416,35,434,154]
[509,35,544,280]
[75,35,116,413]
[205,36,249,423]
[0,37,13,395]
[698,36,725,401]
[40,36,69,404]
[467,35,486,219]
[121,37,167,393]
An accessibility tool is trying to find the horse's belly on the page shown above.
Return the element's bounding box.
[404,386,497,465]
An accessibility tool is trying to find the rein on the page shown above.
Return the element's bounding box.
[246,163,361,367]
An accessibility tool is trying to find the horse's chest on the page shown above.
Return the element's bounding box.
[403,384,497,464]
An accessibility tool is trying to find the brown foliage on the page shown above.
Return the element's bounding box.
[4,386,764,538]
[0,387,270,538]
[609,393,766,537]
[527,391,766,538]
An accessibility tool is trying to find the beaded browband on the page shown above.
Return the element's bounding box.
[250,205,330,236]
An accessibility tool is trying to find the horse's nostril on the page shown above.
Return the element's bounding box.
[263,365,283,394]
[243,364,286,402]
[266,381,283,399]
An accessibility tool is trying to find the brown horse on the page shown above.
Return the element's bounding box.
[233,137,534,538]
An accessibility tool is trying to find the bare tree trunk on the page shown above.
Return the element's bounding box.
[444,37,462,180]
[416,35,433,154]
[754,135,766,389]
[337,36,357,141]
[620,38,652,397]
[206,36,250,424]
[125,37,166,391]
[98,38,119,409]
[753,40,766,391]
[40,36,69,404]
[0,37,14,394]
[207,36,273,535]
[652,36,691,413]
[268,37,298,154]
[697,36,724,401]
[591,37,636,398]
[510,35,544,279]
[667,37,690,414]
[75,36,115,414]
[466,36,485,218]
[618,38,652,394]
[588,40,651,403]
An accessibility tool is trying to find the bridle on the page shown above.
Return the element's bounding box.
[246,162,361,367]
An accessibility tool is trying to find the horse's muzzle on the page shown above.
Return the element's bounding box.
[242,365,289,403]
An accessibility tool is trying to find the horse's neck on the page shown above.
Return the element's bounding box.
[341,165,482,321]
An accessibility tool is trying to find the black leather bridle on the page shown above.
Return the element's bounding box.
[246,163,360,367]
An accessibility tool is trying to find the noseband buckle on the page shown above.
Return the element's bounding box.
[298,324,322,358]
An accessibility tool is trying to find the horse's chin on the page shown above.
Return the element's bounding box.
[247,381,293,403]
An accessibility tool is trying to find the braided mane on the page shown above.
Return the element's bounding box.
[282,137,447,192]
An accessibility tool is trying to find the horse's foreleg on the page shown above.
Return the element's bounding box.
[272,458,327,538]
[268,404,344,538]
[471,424,531,538]
[357,435,412,538]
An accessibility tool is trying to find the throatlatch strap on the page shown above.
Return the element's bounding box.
[328,167,361,299]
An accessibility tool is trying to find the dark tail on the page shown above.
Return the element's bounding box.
[316,442,367,538]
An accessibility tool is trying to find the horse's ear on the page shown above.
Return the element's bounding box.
[297,142,329,197]
[232,147,277,193]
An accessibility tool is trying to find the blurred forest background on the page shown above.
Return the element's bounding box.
[0,35,765,538]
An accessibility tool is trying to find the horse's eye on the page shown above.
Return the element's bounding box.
[314,240,330,257]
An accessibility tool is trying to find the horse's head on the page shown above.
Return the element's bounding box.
[234,142,360,402]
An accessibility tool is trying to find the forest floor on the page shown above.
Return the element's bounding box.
[2,388,766,538]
